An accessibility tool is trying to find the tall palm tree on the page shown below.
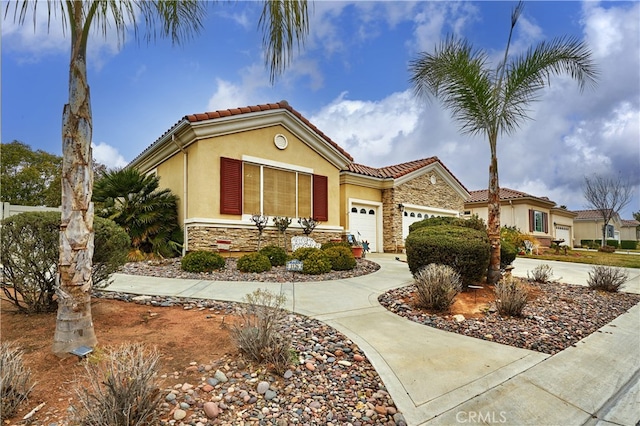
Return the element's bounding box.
[93,168,182,258]
[409,1,597,283]
[5,0,309,356]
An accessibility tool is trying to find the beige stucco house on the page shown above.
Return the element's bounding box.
[574,210,639,245]
[464,188,577,247]
[128,101,470,253]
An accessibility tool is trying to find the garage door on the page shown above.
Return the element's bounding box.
[555,225,570,246]
[349,206,378,252]
[402,211,429,240]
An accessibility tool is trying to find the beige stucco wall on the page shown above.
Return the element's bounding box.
[340,182,382,230]
[156,152,186,223]
[620,226,639,241]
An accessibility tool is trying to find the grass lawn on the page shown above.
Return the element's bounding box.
[522,248,640,269]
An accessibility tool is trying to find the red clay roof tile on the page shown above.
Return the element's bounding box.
[467,188,556,205]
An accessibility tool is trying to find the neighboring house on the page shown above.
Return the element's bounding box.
[128,101,470,253]
[464,188,577,247]
[574,209,639,245]
[1,202,60,221]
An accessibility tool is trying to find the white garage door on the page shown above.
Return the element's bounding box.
[555,225,570,246]
[349,206,378,252]
[402,211,429,240]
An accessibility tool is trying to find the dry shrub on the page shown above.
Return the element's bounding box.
[71,343,162,426]
[0,343,35,420]
[528,264,554,283]
[414,263,462,311]
[587,265,628,292]
[495,276,529,316]
[231,289,292,375]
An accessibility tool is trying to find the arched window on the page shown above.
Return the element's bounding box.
[360,208,366,214]
[417,213,422,218]
[351,207,358,213]
[410,212,415,217]
[368,209,375,215]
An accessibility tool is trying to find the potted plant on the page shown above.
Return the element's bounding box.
[347,233,364,259]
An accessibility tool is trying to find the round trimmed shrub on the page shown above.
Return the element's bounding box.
[292,247,322,262]
[405,225,490,286]
[320,241,351,250]
[500,240,517,268]
[181,251,225,273]
[258,245,287,267]
[301,250,332,275]
[323,246,356,271]
[409,214,487,234]
[237,253,272,273]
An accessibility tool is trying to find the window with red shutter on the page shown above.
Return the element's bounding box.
[312,174,328,221]
[220,157,242,215]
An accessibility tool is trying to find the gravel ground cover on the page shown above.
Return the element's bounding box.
[378,281,640,355]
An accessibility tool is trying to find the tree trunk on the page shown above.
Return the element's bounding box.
[487,135,501,284]
[52,3,97,356]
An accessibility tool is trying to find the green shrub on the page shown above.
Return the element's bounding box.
[580,239,594,248]
[495,276,528,317]
[414,264,462,311]
[259,245,288,267]
[324,246,356,271]
[500,240,517,268]
[292,247,321,262]
[320,241,351,250]
[606,239,619,248]
[0,343,34,420]
[181,251,226,272]
[405,225,490,286]
[71,344,162,426]
[300,251,332,275]
[620,240,638,250]
[0,212,130,313]
[237,253,272,273]
[501,226,524,249]
[587,265,628,292]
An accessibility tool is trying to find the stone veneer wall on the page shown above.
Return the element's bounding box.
[187,226,343,253]
[381,173,466,253]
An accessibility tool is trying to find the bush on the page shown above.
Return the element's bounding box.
[324,246,356,271]
[580,239,594,248]
[300,250,332,275]
[0,212,130,313]
[259,245,288,267]
[587,265,628,292]
[181,251,225,272]
[408,214,486,234]
[598,245,616,253]
[495,276,529,316]
[291,247,321,262]
[320,241,351,250]
[500,240,517,268]
[528,264,554,283]
[606,239,619,248]
[71,344,162,426]
[413,264,462,311]
[405,225,490,286]
[0,343,34,420]
[237,253,272,273]
[231,289,292,375]
[620,240,638,250]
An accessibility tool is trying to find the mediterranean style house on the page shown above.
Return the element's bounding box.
[463,188,577,247]
[128,101,470,253]
[573,209,640,245]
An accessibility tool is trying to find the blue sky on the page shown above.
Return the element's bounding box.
[2,1,639,218]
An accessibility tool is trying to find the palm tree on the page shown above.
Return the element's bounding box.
[409,1,597,283]
[93,168,182,258]
[5,0,309,356]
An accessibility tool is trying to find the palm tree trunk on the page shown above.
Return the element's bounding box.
[487,135,502,284]
[52,3,97,356]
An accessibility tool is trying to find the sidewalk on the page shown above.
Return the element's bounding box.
[107,254,640,425]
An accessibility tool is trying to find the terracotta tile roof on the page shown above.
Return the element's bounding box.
[573,209,612,220]
[622,219,640,227]
[466,188,556,205]
[184,101,353,161]
[345,157,468,192]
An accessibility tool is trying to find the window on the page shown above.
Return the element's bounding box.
[606,224,614,238]
[529,209,548,233]
[220,157,326,219]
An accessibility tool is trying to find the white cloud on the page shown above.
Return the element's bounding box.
[92,142,128,169]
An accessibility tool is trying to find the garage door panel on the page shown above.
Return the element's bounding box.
[350,205,377,252]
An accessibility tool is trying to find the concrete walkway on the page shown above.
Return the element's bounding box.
[107,255,640,426]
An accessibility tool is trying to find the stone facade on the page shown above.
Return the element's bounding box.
[381,173,466,252]
[187,226,343,253]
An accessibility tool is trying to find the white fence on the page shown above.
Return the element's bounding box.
[1,202,60,221]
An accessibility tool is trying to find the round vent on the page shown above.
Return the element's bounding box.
[274,134,288,150]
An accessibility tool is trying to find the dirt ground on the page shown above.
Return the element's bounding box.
[1,289,489,424]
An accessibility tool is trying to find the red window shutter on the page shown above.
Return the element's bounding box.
[529,210,534,232]
[220,157,242,215]
[312,174,328,221]
[543,212,549,233]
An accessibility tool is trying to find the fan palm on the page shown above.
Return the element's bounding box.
[5,0,310,355]
[409,1,597,283]
[94,168,182,258]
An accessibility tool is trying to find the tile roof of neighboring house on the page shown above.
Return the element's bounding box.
[573,209,617,220]
[621,219,640,227]
[466,188,555,205]
[346,157,469,191]
[131,100,354,166]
